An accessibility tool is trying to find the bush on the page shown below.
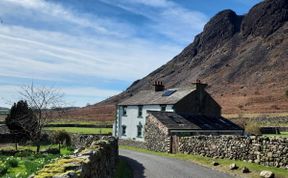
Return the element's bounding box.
[0,165,8,176]
[245,122,261,135]
[52,130,71,146]
[44,148,60,155]
[6,158,19,167]
[15,150,33,157]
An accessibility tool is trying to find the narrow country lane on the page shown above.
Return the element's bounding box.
[120,149,236,178]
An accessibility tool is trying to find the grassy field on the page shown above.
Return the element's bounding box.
[44,127,112,134]
[48,120,114,125]
[120,146,288,178]
[264,132,288,138]
[0,145,73,155]
[223,112,288,119]
[0,145,73,178]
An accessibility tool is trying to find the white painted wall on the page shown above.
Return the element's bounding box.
[114,104,174,141]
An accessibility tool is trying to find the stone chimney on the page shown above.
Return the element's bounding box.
[193,79,208,91]
[153,81,165,92]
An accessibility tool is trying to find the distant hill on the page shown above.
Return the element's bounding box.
[66,0,288,121]
[0,107,9,111]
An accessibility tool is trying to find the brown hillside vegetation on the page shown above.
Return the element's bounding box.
[65,0,288,121]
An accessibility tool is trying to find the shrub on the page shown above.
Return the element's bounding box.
[6,158,19,167]
[15,150,33,157]
[245,122,261,135]
[52,130,72,147]
[0,165,8,176]
[44,148,60,155]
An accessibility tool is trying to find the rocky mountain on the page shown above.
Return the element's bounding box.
[67,0,288,120]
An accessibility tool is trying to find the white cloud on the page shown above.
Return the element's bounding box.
[0,25,181,82]
[0,0,135,37]
[100,0,208,42]
[0,0,202,107]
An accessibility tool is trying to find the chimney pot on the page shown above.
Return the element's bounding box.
[153,80,165,92]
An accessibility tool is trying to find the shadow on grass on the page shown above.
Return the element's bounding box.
[119,155,145,178]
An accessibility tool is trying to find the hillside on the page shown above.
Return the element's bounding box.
[66,0,288,121]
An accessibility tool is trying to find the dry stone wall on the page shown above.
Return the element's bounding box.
[144,114,170,152]
[178,136,288,169]
[118,139,147,149]
[33,137,118,178]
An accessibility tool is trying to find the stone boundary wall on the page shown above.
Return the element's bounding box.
[33,137,118,178]
[118,139,147,149]
[178,136,288,169]
[260,127,288,134]
[44,124,113,128]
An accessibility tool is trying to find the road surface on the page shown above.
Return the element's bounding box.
[120,149,235,178]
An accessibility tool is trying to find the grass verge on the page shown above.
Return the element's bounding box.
[114,159,133,178]
[44,127,112,134]
[120,145,288,178]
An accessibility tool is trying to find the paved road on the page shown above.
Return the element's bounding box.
[120,149,235,178]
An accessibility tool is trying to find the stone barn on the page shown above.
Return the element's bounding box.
[145,111,244,153]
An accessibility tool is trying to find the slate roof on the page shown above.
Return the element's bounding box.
[118,87,195,106]
[148,111,243,131]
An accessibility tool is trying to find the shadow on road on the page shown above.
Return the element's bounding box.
[119,155,145,178]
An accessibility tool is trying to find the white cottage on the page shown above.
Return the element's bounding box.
[113,81,223,141]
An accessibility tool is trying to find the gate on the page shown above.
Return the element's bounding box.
[170,135,179,154]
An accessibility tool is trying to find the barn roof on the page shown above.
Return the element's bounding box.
[118,87,195,106]
[148,111,243,131]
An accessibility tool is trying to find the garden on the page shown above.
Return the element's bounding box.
[0,145,73,178]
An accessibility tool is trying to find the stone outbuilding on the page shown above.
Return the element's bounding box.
[145,111,244,153]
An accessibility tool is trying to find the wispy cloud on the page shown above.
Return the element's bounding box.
[0,0,135,37]
[100,0,208,43]
[0,0,208,107]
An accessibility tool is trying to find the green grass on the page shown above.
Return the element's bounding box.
[114,159,133,178]
[44,127,112,134]
[223,112,288,119]
[0,154,58,178]
[264,132,288,138]
[1,145,72,154]
[120,146,288,178]
[0,145,73,178]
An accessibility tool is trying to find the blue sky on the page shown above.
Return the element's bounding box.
[0,0,261,107]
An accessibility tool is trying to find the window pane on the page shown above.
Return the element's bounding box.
[160,105,166,111]
[138,105,143,117]
[122,125,126,136]
[122,106,127,116]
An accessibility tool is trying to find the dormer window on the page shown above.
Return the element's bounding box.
[138,105,143,118]
[160,105,166,112]
[122,106,127,116]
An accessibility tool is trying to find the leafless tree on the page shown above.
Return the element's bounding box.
[18,83,65,152]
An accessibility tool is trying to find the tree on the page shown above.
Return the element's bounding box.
[5,100,38,150]
[18,83,65,153]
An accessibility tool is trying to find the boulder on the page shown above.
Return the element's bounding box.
[229,163,238,170]
[260,170,275,178]
[212,161,219,166]
[241,167,250,173]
